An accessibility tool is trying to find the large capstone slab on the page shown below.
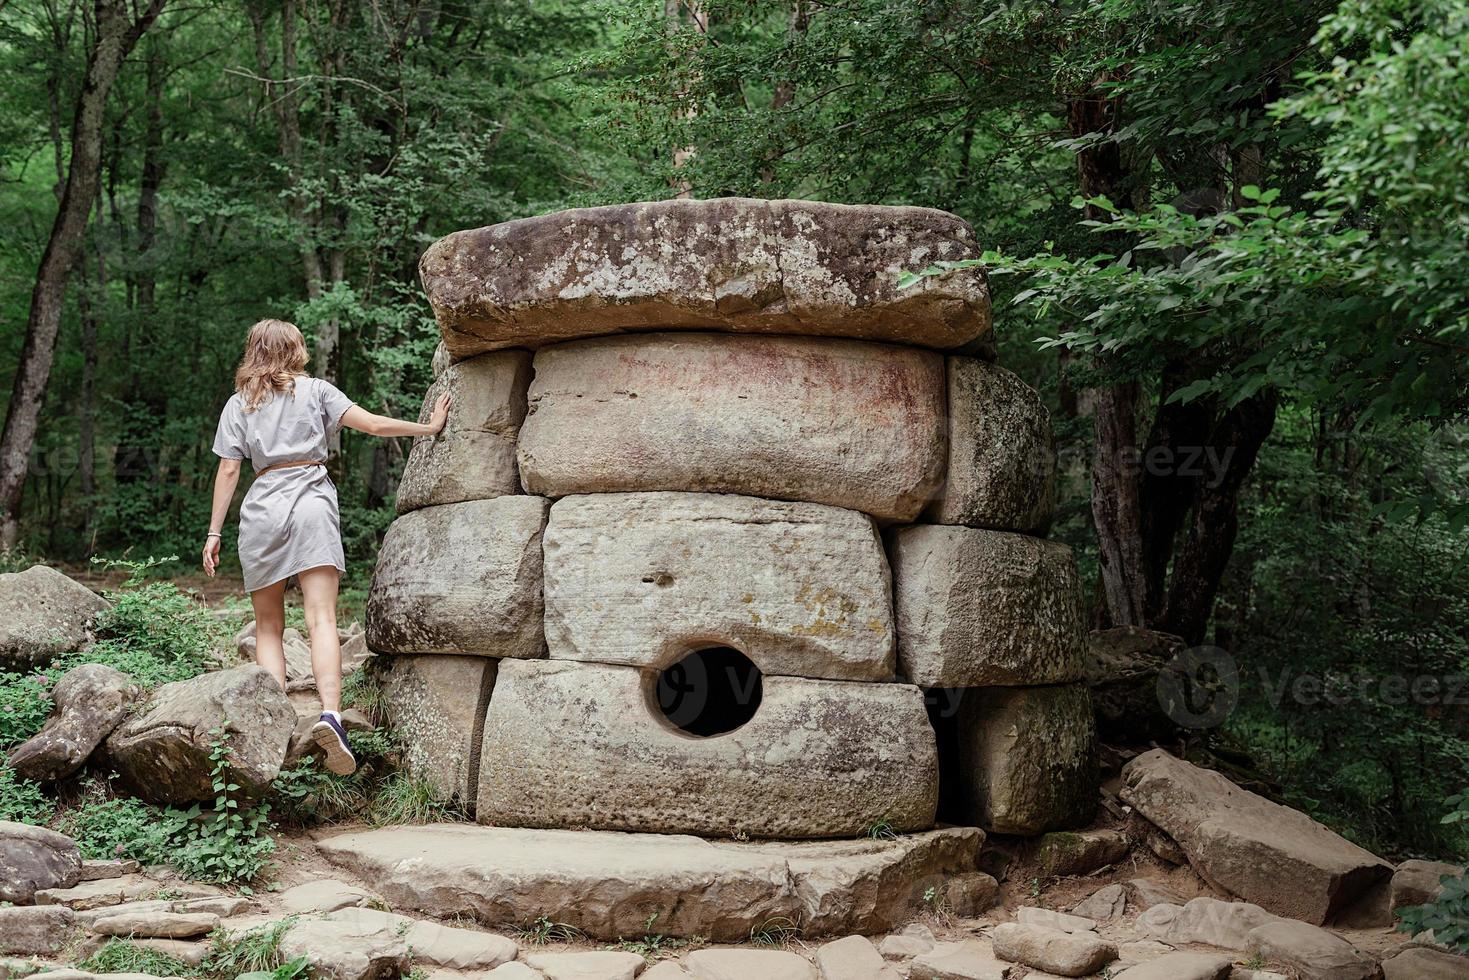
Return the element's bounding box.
[366,496,548,657]
[517,332,947,522]
[318,823,983,941]
[396,350,532,513]
[950,683,1097,835]
[925,358,1056,532]
[890,525,1084,687]
[543,492,894,681]
[478,659,938,839]
[420,197,992,358]
[370,654,496,808]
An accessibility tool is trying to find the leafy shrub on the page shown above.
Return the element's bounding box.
[0,765,52,824]
[167,730,276,885]
[56,576,226,689]
[62,797,175,864]
[1397,789,1469,953]
[0,668,61,749]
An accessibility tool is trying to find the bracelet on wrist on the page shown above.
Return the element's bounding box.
[205,531,223,539]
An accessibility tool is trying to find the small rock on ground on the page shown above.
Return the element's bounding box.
[326,907,517,970]
[1245,920,1378,980]
[77,860,140,882]
[878,933,934,960]
[1113,951,1233,980]
[91,910,219,938]
[815,936,899,980]
[1381,946,1469,979]
[276,879,383,914]
[1035,830,1129,877]
[276,918,413,980]
[128,938,210,967]
[0,821,82,904]
[0,905,75,956]
[525,951,647,980]
[34,875,220,911]
[1072,883,1126,921]
[1014,907,1097,934]
[991,922,1117,978]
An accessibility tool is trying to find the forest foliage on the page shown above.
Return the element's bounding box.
[0,0,1466,859]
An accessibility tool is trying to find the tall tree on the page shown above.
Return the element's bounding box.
[0,0,166,547]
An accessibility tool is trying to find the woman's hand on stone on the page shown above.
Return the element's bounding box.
[428,393,452,434]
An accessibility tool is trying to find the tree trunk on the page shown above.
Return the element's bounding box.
[1091,380,1148,626]
[0,0,168,548]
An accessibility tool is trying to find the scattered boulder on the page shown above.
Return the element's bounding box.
[105,665,295,805]
[950,683,1097,835]
[924,357,1056,532]
[275,879,383,915]
[525,951,647,980]
[890,526,1084,688]
[1072,883,1127,921]
[1137,897,1280,950]
[419,197,993,358]
[517,332,947,522]
[478,659,938,839]
[365,495,548,658]
[0,565,108,670]
[1245,919,1378,980]
[0,905,74,955]
[1113,951,1232,980]
[90,910,218,938]
[276,917,413,980]
[1014,906,1097,934]
[7,664,139,782]
[1035,829,1129,877]
[317,823,983,941]
[1392,859,1463,910]
[1082,627,1186,741]
[543,492,895,682]
[908,939,1008,980]
[0,821,81,904]
[235,622,312,681]
[816,935,899,980]
[686,949,815,980]
[879,931,935,960]
[1381,946,1469,979]
[990,922,1116,977]
[397,350,532,513]
[1121,749,1392,923]
[370,654,496,806]
[942,871,999,916]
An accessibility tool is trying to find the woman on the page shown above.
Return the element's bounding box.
[204,319,449,776]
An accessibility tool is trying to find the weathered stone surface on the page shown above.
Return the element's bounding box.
[129,939,210,967]
[1121,749,1392,924]
[524,952,642,980]
[35,875,221,911]
[1382,947,1469,979]
[890,526,1083,688]
[1014,907,1097,934]
[1036,829,1130,878]
[277,918,413,980]
[908,940,1008,980]
[366,496,548,657]
[397,350,533,513]
[1113,952,1232,980]
[543,492,894,681]
[879,932,935,960]
[816,936,900,980]
[952,683,1096,835]
[276,879,384,915]
[990,923,1116,977]
[517,332,947,522]
[317,823,983,941]
[371,654,495,806]
[943,871,999,916]
[8,664,138,782]
[78,859,139,882]
[1126,877,1194,911]
[1393,859,1463,910]
[1072,883,1126,922]
[235,622,312,681]
[105,665,294,805]
[421,198,993,358]
[326,907,518,970]
[925,358,1055,532]
[0,906,74,955]
[478,659,937,838]
[0,821,81,904]
[641,965,691,980]
[1245,920,1378,980]
[1083,627,1187,741]
[0,565,108,670]
[90,910,218,938]
[1137,897,1281,949]
[687,949,814,980]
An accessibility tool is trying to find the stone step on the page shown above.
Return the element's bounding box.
[316,823,984,942]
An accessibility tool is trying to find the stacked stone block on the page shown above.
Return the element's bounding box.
[366,196,1095,840]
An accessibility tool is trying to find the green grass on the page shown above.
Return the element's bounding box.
[79,939,198,977]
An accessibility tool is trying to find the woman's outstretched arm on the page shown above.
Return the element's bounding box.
[203,458,242,577]
[341,393,451,438]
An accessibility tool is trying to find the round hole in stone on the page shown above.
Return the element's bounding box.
[655,646,763,738]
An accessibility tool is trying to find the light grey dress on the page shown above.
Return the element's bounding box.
[212,377,356,592]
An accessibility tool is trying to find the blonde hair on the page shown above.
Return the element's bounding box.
[235,319,309,413]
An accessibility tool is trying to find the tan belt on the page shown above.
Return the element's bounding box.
[256,459,324,477]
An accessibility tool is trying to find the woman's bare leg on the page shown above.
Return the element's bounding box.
[250,579,289,690]
[298,566,343,714]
